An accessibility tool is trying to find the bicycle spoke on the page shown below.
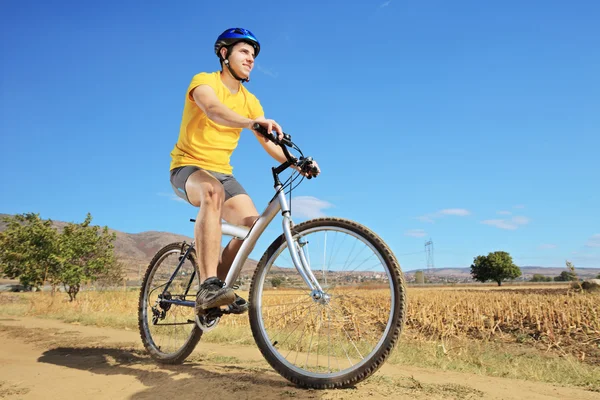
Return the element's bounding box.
[268,303,317,347]
[284,307,312,359]
[325,304,364,360]
[264,302,314,328]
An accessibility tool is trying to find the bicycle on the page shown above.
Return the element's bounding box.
[138,124,407,389]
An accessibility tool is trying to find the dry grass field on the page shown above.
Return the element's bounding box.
[1,283,598,389]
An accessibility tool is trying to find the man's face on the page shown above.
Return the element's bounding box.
[223,42,255,78]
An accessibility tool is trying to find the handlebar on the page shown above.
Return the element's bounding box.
[251,123,319,179]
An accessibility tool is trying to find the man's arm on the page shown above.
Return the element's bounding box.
[192,86,284,141]
[192,85,254,130]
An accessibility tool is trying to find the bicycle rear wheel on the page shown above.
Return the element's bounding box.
[249,217,406,389]
[138,242,202,364]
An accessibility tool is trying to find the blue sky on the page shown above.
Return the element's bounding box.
[1,0,599,270]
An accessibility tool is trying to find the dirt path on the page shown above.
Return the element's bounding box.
[0,317,597,400]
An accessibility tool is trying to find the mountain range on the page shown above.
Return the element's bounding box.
[1,213,598,282]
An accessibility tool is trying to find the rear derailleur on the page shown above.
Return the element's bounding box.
[151,292,172,325]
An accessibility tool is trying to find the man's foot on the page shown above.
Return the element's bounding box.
[227,294,249,315]
[195,277,235,316]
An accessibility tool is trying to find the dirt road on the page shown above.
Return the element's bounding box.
[0,317,597,399]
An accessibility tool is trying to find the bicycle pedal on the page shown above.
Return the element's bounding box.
[204,307,226,318]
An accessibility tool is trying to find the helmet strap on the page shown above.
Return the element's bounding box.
[221,46,249,83]
[224,59,249,83]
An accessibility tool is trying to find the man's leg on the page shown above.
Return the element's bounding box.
[218,194,259,280]
[184,169,226,282]
[184,170,235,313]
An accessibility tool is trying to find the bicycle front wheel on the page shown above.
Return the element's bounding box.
[249,217,406,389]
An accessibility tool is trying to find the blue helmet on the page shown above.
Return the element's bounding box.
[214,28,260,59]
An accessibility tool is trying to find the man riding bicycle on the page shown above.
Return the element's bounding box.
[169,28,320,316]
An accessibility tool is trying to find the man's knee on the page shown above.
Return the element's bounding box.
[199,183,225,210]
[241,215,259,228]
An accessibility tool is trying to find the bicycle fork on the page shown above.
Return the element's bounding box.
[277,189,329,304]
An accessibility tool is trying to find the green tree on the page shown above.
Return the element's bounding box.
[95,260,126,289]
[57,213,117,301]
[470,251,521,286]
[530,274,552,282]
[596,274,600,279]
[0,213,60,290]
[271,277,283,288]
[553,271,577,282]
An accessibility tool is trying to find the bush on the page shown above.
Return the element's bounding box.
[554,271,577,282]
[530,274,552,282]
[580,280,600,293]
[271,277,283,288]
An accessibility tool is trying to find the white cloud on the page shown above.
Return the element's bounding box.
[158,192,186,203]
[513,205,526,209]
[441,209,470,216]
[481,216,530,230]
[512,216,530,225]
[497,210,512,215]
[379,0,392,7]
[291,196,333,219]
[417,208,470,223]
[539,244,557,250]
[405,229,427,238]
[255,64,278,78]
[585,233,600,248]
[482,219,518,230]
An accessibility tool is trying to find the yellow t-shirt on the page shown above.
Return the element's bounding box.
[169,71,264,174]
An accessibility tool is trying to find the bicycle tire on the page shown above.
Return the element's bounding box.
[249,217,406,389]
[138,242,203,364]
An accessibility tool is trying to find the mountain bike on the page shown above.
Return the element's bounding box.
[138,124,407,389]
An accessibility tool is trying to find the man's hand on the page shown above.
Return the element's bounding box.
[297,159,321,178]
[250,118,284,142]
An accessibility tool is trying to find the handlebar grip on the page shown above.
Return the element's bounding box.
[252,122,271,139]
[252,123,292,146]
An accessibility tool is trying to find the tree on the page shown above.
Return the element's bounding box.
[553,271,577,282]
[470,251,521,286]
[597,274,600,279]
[271,277,283,288]
[530,274,552,282]
[57,213,117,301]
[0,213,60,290]
[95,260,126,289]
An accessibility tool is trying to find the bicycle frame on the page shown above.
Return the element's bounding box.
[159,183,324,309]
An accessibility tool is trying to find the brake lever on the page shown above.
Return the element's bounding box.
[298,156,318,179]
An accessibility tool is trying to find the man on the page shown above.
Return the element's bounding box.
[169,28,320,316]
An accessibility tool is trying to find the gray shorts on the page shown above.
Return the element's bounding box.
[170,166,248,204]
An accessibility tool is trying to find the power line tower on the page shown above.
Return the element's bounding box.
[425,239,434,273]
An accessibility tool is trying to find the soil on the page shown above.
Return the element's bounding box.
[0,317,598,400]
